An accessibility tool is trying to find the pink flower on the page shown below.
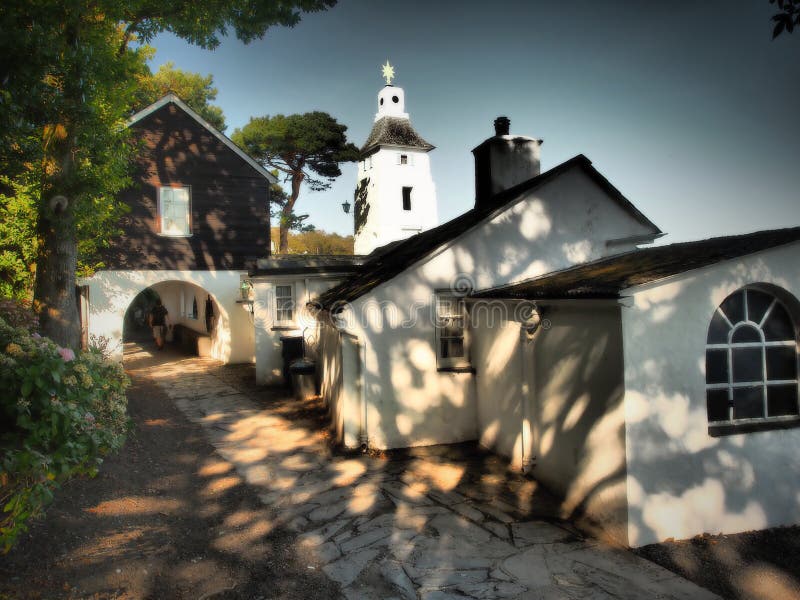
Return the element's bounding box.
[58,347,75,362]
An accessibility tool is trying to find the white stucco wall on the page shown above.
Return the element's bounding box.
[473,302,628,543]
[354,147,438,255]
[81,270,254,363]
[251,275,344,385]
[621,241,800,546]
[333,163,655,451]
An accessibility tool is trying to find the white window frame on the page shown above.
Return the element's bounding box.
[435,294,470,370]
[275,283,295,325]
[158,185,192,237]
[705,287,799,428]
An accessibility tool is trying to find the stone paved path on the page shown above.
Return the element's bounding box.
[127,346,720,600]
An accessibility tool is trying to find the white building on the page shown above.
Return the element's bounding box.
[353,82,438,254]
[311,89,800,546]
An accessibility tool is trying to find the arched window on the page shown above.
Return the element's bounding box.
[706,287,799,430]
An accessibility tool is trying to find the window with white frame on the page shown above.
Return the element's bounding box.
[705,287,799,428]
[159,186,191,236]
[275,284,294,324]
[435,294,469,369]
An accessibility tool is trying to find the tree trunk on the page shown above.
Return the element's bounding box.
[34,17,81,349]
[34,191,80,349]
[278,170,304,253]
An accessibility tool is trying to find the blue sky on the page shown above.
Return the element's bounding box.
[149,0,799,243]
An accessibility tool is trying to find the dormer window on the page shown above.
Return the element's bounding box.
[159,186,191,236]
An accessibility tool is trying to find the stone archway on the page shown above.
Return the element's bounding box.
[81,270,254,364]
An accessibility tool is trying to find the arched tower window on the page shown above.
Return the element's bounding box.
[706,287,799,428]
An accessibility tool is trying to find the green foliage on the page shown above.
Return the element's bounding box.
[771,0,800,37]
[270,227,353,254]
[233,112,359,252]
[0,317,130,552]
[0,179,38,300]
[233,112,359,191]
[135,61,227,131]
[0,0,338,346]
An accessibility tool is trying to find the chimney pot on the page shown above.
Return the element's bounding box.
[494,116,510,136]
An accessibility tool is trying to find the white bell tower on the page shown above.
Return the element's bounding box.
[353,62,438,255]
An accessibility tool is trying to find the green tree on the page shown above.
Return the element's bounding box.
[232,112,359,253]
[771,0,800,37]
[136,61,227,131]
[0,0,336,349]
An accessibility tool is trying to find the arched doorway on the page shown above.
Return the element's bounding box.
[123,281,222,357]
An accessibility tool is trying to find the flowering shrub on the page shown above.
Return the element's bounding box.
[0,317,130,552]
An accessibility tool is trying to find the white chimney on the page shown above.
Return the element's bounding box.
[472,116,542,209]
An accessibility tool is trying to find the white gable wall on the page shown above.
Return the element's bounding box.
[621,241,800,546]
[335,164,657,450]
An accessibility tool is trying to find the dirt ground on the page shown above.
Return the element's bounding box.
[635,527,800,600]
[0,366,339,600]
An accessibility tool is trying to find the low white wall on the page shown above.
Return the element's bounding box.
[82,270,253,363]
[252,275,343,385]
[474,302,628,544]
[621,241,800,547]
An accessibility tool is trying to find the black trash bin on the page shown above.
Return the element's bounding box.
[289,359,316,400]
[280,335,304,384]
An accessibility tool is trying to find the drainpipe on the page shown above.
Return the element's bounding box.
[358,337,368,452]
[520,310,543,474]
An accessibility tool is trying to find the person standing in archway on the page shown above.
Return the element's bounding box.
[148,299,170,350]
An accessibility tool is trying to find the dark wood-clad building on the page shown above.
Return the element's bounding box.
[81,94,276,364]
[104,94,273,271]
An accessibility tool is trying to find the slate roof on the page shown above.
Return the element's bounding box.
[361,117,434,155]
[472,227,800,300]
[250,254,366,276]
[316,154,661,308]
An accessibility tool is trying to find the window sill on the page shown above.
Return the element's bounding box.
[708,415,800,437]
[437,366,476,374]
[157,232,193,238]
[271,325,298,332]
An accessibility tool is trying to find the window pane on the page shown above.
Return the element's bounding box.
[441,338,464,359]
[733,386,765,419]
[766,346,798,381]
[763,303,795,342]
[707,310,731,344]
[276,285,292,297]
[731,325,761,343]
[705,349,729,384]
[746,289,774,325]
[720,290,745,325]
[706,389,730,422]
[732,347,763,383]
[767,384,799,416]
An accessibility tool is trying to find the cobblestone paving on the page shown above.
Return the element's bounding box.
[127,347,720,600]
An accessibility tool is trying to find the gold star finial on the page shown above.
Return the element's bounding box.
[381,60,395,85]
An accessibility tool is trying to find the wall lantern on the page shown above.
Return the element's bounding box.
[341,200,351,214]
[240,279,253,300]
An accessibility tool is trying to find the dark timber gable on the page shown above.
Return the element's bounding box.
[102,102,270,271]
